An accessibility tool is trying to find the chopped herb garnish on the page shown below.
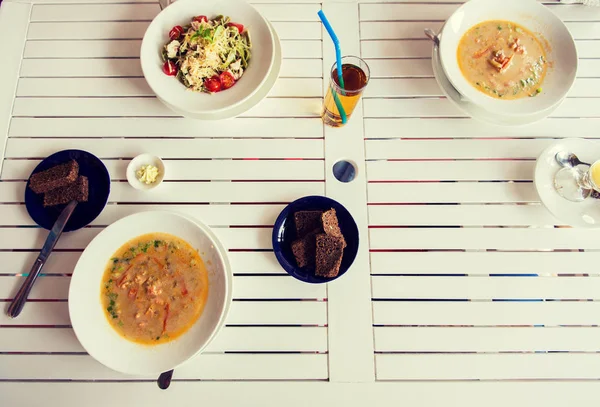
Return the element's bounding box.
[154,240,163,248]
[497,25,502,30]
[112,258,119,264]
[191,27,213,42]
[107,301,119,319]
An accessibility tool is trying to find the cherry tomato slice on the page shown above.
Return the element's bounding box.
[162,61,178,76]
[219,71,236,90]
[227,22,244,33]
[193,15,208,23]
[204,76,222,93]
[169,25,184,41]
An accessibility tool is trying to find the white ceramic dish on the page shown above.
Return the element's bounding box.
[69,211,233,375]
[141,0,274,116]
[158,21,282,120]
[126,154,165,190]
[535,139,600,228]
[432,37,561,126]
[439,0,577,117]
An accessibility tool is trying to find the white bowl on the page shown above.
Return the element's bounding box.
[431,36,563,126]
[141,0,275,117]
[157,20,282,120]
[439,0,577,117]
[126,154,165,190]
[68,211,233,375]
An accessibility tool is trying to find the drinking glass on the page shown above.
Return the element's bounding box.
[554,160,600,202]
[321,56,370,127]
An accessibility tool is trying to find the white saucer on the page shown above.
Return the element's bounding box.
[158,21,282,120]
[431,41,561,126]
[534,138,600,228]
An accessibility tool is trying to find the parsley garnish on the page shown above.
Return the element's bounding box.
[192,27,213,42]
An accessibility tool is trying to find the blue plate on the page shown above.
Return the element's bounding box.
[25,150,110,232]
[272,195,359,284]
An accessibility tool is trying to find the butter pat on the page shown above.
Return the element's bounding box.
[136,165,160,185]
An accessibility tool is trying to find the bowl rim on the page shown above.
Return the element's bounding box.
[438,0,578,117]
[140,0,275,115]
[68,210,233,375]
[271,195,359,284]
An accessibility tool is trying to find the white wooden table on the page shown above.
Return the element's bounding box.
[2,0,600,405]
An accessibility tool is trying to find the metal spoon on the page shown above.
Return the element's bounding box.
[555,151,591,168]
[424,28,440,46]
[157,369,173,390]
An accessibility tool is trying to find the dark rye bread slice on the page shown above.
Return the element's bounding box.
[315,234,345,278]
[294,210,323,238]
[321,208,346,247]
[29,160,79,194]
[291,228,320,268]
[43,175,89,207]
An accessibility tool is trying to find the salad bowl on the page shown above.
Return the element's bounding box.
[141,0,275,119]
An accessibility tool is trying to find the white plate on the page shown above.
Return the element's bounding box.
[432,38,561,126]
[141,0,274,115]
[68,211,233,375]
[157,21,282,120]
[439,0,577,117]
[535,139,600,228]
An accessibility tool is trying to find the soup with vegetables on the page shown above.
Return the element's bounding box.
[101,233,209,345]
[457,20,548,100]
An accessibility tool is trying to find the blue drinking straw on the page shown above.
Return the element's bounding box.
[318,10,347,124]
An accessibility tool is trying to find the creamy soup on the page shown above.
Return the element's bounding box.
[101,233,209,345]
[457,20,548,100]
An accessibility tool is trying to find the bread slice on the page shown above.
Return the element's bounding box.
[29,160,79,194]
[291,228,319,268]
[321,208,346,247]
[43,175,89,207]
[294,210,323,238]
[315,234,345,278]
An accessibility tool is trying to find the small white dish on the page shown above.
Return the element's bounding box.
[439,0,578,117]
[127,154,165,190]
[535,139,600,228]
[158,21,282,120]
[432,38,561,126]
[69,211,233,375]
[140,0,275,118]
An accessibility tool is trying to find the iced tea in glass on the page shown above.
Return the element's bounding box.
[321,56,370,127]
